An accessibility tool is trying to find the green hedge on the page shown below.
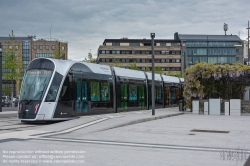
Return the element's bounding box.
[183,62,250,108]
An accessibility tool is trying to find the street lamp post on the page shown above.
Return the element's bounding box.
[207,36,209,63]
[151,33,155,116]
[0,43,2,112]
[247,21,250,64]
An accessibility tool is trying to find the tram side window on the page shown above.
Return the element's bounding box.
[90,81,100,101]
[129,84,137,101]
[155,85,162,100]
[59,76,70,101]
[45,72,63,102]
[170,86,176,104]
[101,82,110,101]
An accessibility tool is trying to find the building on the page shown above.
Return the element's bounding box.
[97,38,181,75]
[0,36,68,96]
[174,33,244,75]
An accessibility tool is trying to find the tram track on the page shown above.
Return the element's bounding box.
[36,136,250,154]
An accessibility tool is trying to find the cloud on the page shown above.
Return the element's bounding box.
[0,0,249,61]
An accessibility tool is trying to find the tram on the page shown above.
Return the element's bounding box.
[18,58,183,121]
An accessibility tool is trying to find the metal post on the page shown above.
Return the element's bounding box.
[207,36,208,63]
[0,43,2,112]
[151,33,155,116]
[184,52,186,70]
[248,21,249,64]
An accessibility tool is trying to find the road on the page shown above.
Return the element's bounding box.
[0,108,249,165]
[1,106,17,112]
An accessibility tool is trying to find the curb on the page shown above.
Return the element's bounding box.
[100,112,184,131]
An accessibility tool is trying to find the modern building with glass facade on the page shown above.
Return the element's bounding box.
[0,36,68,96]
[97,38,182,75]
[174,33,244,75]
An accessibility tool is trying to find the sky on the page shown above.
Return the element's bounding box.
[0,0,249,61]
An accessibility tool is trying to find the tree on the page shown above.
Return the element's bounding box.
[53,42,67,59]
[129,61,139,70]
[83,51,96,63]
[110,59,122,68]
[183,62,250,109]
[167,69,173,76]
[145,66,150,72]
[2,30,24,107]
[2,86,10,96]
[155,66,163,74]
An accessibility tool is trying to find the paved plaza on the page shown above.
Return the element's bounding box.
[0,107,249,165]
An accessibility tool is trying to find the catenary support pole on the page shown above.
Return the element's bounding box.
[248,21,249,65]
[0,43,2,112]
[151,33,155,116]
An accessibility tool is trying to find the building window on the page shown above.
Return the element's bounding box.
[46,45,49,50]
[3,45,6,49]
[112,50,120,54]
[15,45,19,49]
[132,50,136,54]
[161,59,165,63]
[112,43,120,46]
[236,49,239,53]
[33,45,37,50]
[129,43,140,46]
[101,50,105,54]
[141,51,150,54]
[40,45,43,50]
[101,58,105,62]
[161,51,169,54]
[236,57,239,62]
[35,53,54,58]
[62,46,65,50]
[9,45,12,49]
[121,51,130,54]
[106,50,110,54]
[176,59,181,63]
[160,43,166,46]
[52,45,55,50]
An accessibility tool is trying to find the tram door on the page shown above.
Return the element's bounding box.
[138,85,145,108]
[75,79,88,114]
[120,84,128,110]
[165,86,170,106]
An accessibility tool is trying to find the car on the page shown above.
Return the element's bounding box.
[1,97,4,107]
[14,98,19,107]
[2,96,11,107]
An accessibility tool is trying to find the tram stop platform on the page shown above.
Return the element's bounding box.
[37,107,183,134]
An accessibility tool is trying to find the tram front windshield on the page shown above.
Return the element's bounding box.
[20,69,53,101]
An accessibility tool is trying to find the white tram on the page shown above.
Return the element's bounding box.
[18,58,183,122]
